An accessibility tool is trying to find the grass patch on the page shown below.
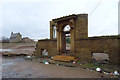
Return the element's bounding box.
[79,61,119,72]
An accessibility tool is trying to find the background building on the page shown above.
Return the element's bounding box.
[10,32,22,43]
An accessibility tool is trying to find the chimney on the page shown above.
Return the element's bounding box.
[11,32,13,35]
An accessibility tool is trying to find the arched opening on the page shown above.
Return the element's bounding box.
[62,25,71,54]
[52,25,57,38]
[63,25,70,32]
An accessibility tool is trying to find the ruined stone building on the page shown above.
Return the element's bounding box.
[10,32,22,42]
[34,14,120,64]
[22,37,34,43]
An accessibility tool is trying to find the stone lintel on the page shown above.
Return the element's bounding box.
[52,14,77,22]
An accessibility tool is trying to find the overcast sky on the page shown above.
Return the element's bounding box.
[0,0,119,40]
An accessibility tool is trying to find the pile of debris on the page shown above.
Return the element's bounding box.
[25,55,120,78]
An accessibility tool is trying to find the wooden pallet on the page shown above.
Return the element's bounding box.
[51,55,77,62]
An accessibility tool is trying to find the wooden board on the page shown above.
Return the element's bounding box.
[51,55,77,62]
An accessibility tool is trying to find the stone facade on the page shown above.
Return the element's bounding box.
[75,37,119,64]
[34,14,120,64]
[35,39,57,57]
[10,32,22,43]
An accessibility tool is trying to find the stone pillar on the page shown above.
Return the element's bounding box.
[50,21,53,39]
[69,19,75,55]
[57,29,60,54]
[62,31,66,52]
[59,30,62,53]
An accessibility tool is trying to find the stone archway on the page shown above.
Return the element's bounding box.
[57,22,75,55]
[64,25,71,51]
[50,14,88,56]
[60,24,71,54]
[50,15,77,55]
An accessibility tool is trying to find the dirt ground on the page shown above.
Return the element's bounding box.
[2,56,106,78]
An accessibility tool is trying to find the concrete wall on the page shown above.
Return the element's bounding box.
[34,39,57,57]
[74,37,120,64]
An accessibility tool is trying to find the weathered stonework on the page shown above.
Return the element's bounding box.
[34,39,57,57]
[34,14,120,64]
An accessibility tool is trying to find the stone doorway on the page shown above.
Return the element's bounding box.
[62,25,71,54]
[50,15,77,55]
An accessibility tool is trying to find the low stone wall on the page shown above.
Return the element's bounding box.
[34,37,120,64]
[74,37,120,64]
[34,39,57,57]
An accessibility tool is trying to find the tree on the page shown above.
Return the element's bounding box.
[2,37,9,43]
[66,37,70,44]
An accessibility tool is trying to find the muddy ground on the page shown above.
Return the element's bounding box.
[2,56,106,78]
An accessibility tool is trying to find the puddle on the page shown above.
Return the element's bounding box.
[0,49,14,52]
[16,58,24,61]
[2,62,14,66]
